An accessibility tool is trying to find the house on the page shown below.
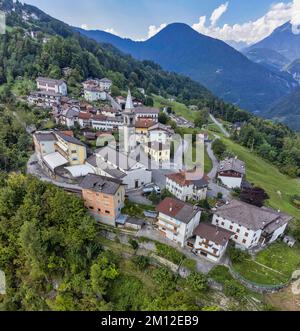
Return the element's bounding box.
[82,79,99,90]
[148,123,174,144]
[33,131,56,162]
[91,114,123,131]
[99,78,112,91]
[156,197,201,247]
[28,91,62,108]
[135,119,156,143]
[134,107,159,122]
[166,171,209,202]
[191,223,234,262]
[57,107,80,128]
[86,145,152,190]
[36,77,68,96]
[81,174,125,227]
[212,199,293,250]
[283,236,296,248]
[100,107,121,118]
[78,112,92,128]
[54,131,87,166]
[116,96,126,109]
[217,157,246,189]
[124,217,145,231]
[84,87,106,102]
[143,142,170,163]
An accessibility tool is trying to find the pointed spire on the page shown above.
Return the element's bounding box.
[125,89,134,111]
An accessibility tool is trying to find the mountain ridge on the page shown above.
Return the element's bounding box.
[76,23,297,114]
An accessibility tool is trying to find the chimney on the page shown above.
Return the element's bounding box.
[169,203,173,212]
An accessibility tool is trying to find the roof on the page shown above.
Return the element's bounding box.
[156,198,201,224]
[135,119,156,129]
[99,78,112,83]
[37,77,65,85]
[65,165,95,178]
[86,155,98,167]
[95,146,138,171]
[126,217,145,226]
[61,107,80,119]
[194,223,234,246]
[34,132,56,142]
[215,200,293,232]
[166,171,209,188]
[218,158,246,175]
[31,90,61,97]
[148,123,174,134]
[134,107,159,115]
[55,131,86,147]
[43,152,68,171]
[80,174,123,195]
[79,112,92,120]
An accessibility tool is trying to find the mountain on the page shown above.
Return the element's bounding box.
[225,40,250,51]
[76,23,297,114]
[286,59,300,84]
[246,22,300,62]
[244,48,290,71]
[267,87,300,131]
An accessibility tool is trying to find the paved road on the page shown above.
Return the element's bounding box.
[209,114,230,138]
[206,141,219,179]
[127,189,153,206]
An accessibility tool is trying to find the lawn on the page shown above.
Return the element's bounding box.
[153,95,198,122]
[221,137,300,221]
[232,243,300,286]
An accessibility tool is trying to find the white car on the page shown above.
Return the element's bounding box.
[143,185,161,196]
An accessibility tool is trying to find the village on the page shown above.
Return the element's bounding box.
[26,75,295,268]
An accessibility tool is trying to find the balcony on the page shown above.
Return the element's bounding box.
[157,221,179,235]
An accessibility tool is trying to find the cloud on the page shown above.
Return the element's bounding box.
[192,0,300,44]
[148,23,167,38]
[210,2,229,26]
[81,24,88,30]
[291,0,300,33]
[104,28,118,35]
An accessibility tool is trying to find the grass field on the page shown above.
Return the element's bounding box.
[153,95,198,122]
[221,137,300,220]
[232,243,300,285]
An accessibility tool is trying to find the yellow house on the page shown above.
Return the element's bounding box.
[143,142,170,163]
[135,119,156,143]
[54,131,87,165]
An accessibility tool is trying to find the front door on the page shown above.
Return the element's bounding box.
[135,180,139,189]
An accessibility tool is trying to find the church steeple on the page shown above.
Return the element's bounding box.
[125,89,134,111]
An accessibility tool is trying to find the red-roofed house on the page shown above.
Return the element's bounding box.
[156,197,201,247]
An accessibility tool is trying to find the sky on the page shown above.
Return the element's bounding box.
[22,0,300,44]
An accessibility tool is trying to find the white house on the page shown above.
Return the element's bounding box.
[212,200,293,250]
[192,223,234,262]
[217,158,246,189]
[134,107,159,122]
[36,77,68,96]
[57,107,80,128]
[28,91,62,108]
[99,78,112,91]
[156,198,201,247]
[148,123,174,144]
[84,87,107,102]
[86,146,152,190]
[91,114,123,131]
[166,171,209,202]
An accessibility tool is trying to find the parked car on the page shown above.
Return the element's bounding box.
[143,184,161,196]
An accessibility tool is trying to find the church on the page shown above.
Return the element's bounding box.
[86,90,152,190]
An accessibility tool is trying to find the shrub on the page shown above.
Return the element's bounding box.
[129,238,139,251]
[224,280,246,300]
[229,247,250,264]
[155,243,185,265]
[186,272,208,292]
[132,255,150,270]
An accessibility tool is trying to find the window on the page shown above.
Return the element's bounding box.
[89,206,94,210]
[234,235,238,240]
[242,239,247,244]
[237,229,240,233]
[105,210,110,215]
[245,233,249,237]
[98,209,101,212]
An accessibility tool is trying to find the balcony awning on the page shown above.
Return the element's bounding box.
[43,152,68,172]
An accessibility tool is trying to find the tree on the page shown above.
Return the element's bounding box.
[128,238,139,251]
[240,187,269,207]
[158,112,168,125]
[132,255,150,270]
[144,97,154,107]
[212,139,226,159]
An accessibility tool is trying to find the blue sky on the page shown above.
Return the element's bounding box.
[23,0,297,43]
